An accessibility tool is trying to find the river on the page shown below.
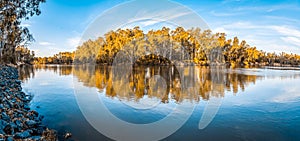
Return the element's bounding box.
[18,65,300,141]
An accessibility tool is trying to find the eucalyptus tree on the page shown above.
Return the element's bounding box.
[71,26,300,67]
[0,0,45,64]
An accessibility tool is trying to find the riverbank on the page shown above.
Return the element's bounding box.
[0,65,57,140]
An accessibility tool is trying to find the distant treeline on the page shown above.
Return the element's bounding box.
[73,27,300,67]
[35,27,300,67]
[34,52,74,64]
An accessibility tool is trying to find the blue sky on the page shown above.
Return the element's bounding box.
[23,0,300,57]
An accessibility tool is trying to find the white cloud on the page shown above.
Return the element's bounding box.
[281,37,300,47]
[39,41,55,46]
[121,20,161,29]
[123,5,196,30]
[269,26,300,49]
[213,27,229,34]
[264,16,300,24]
[140,20,160,27]
[21,23,31,27]
[132,6,193,22]
[270,26,300,38]
[211,21,300,53]
[222,21,262,29]
[216,1,300,18]
[67,37,81,48]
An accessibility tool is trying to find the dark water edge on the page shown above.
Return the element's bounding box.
[0,65,56,141]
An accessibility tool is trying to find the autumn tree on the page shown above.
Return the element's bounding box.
[15,46,35,64]
[70,26,300,67]
[0,0,45,64]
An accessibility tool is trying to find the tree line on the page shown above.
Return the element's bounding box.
[34,51,75,64]
[12,26,300,67]
[74,26,300,67]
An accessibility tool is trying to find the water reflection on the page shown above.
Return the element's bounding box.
[18,65,266,103]
[18,65,35,82]
[18,65,300,140]
[18,65,73,81]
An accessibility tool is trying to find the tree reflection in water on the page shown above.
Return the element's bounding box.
[72,65,260,103]
[18,65,274,103]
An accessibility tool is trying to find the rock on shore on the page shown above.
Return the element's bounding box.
[0,65,57,141]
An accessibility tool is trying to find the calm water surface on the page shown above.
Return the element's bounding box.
[18,65,300,141]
